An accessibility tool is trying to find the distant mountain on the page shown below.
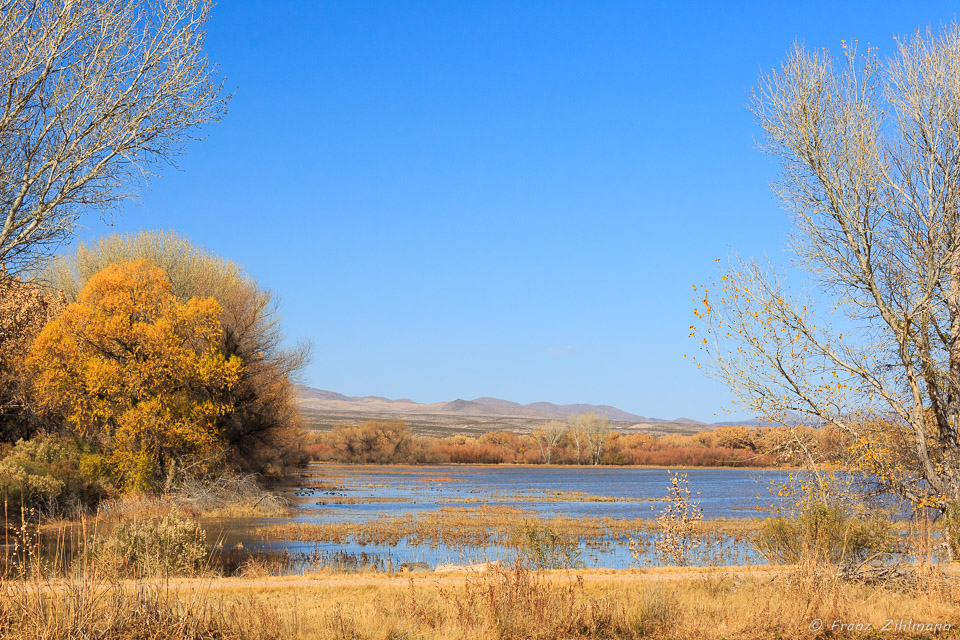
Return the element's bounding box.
[524,402,651,422]
[471,397,526,410]
[671,417,707,425]
[296,386,651,423]
[298,388,351,402]
[294,386,783,436]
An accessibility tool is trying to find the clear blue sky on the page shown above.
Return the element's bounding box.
[76,1,959,422]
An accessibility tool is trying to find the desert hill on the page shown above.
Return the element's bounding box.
[296,386,722,437]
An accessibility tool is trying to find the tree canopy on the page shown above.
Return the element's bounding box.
[28,259,242,491]
[0,274,63,441]
[42,230,310,474]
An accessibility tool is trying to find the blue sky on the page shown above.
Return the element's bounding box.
[76,1,959,422]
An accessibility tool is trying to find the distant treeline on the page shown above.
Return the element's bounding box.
[302,414,849,467]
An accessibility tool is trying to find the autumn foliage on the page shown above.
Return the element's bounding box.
[0,275,64,441]
[44,230,310,474]
[27,260,243,492]
[305,418,798,467]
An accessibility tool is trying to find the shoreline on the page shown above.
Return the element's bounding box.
[301,461,802,472]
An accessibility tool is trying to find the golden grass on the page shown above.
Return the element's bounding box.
[203,564,960,639]
[0,575,297,640]
[255,506,761,551]
[8,564,955,639]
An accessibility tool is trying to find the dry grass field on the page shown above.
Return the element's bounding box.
[3,563,959,639]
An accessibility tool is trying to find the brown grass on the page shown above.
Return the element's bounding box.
[0,575,298,640]
[5,564,957,639]
[210,564,960,639]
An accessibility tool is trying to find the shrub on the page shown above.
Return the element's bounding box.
[0,435,107,517]
[167,471,287,516]
[434,442,510,464]
[653,472,704,566]
[0,276,64,443]
[712,425,755,450]
[516,522,584,570]
[28,260,243,492]
[755,501,894,566]
[91,514,208,577]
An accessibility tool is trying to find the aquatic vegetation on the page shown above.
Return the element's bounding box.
[254,505,762,568]
[516,522,584,570]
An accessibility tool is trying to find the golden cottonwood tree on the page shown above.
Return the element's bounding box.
[43,230,310,473]
[694,26,960,528]
[568,413,610,465]
[27,260,242,491]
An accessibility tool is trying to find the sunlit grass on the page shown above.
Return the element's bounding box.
[6,564,957,639]
[255,506,762,553]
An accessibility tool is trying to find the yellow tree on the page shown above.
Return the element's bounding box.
[42,230,311,473]
[694,26,960,539]
[28,260,242,492]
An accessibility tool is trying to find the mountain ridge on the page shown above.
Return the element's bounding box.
[297,386,705,424]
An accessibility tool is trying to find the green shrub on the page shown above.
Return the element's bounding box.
[755,501,893,565]
[0,435,107,517]
[91,514,208,577]
[516,522,583,570]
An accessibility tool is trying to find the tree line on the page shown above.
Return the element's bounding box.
[303,417,863,467]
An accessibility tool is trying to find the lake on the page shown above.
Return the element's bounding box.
[225,464,796,571]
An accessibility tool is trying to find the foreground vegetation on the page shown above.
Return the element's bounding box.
[1,471,956,639]
[2,563,958,640]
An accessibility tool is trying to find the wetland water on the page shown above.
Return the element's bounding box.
[228,464,794,571]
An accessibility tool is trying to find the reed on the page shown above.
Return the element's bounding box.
[258,505,760,545]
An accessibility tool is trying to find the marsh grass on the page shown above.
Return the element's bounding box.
[517,522,585,570]
[404,560,646,639]
[198,563,958,639]
[0,504,296,639]
[308,490,652,507]
[0,575,298,640]
[1,538,958,640]
[3,469,958,639]
[255,506,760,557]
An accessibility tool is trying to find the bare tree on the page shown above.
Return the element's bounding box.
[566,415,584,464]
[570,412,609,465]
[694,26,960,526]
[0,0,226,274]
[533,419,565,464]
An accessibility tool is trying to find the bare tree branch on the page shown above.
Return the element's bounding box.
[0,0,226,275]
[696,27,960,515]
